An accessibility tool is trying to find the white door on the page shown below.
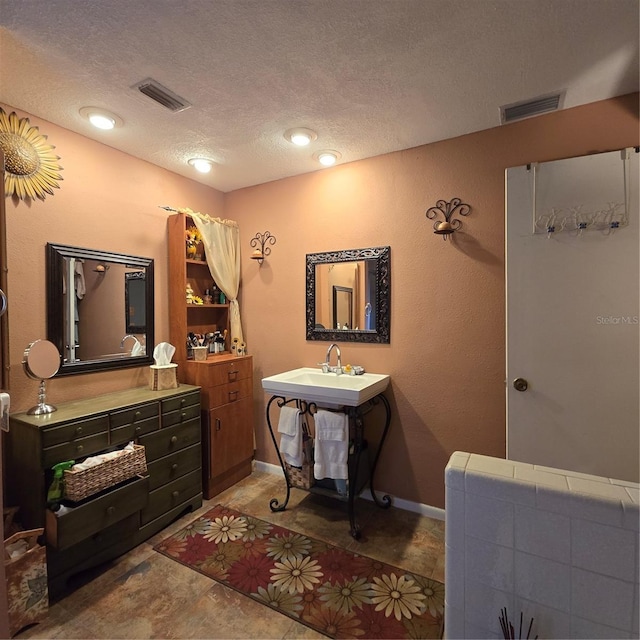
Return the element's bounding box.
[506,149,639,482]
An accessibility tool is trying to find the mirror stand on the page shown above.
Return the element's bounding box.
[28,379,56,415]
[23,339,60,415]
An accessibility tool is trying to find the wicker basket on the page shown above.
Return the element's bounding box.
[285,460,314,490]
[63,444,147,502]
[285,435,314,490]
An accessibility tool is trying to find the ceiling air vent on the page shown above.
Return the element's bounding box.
[133,78,191,113]
[500,92,563,124]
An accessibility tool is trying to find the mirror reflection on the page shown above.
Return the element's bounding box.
[332,285,353,330]
[125,271,146,334]
[306,246,390,343]
[46,243,154,375]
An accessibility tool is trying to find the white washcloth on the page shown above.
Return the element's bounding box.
[314,410,349,480]
[278,406,303,467]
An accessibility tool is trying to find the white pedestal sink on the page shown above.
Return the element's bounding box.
[261,367,390,407]
[262,367,392,539]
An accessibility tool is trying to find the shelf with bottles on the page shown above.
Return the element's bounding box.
[186,265,226,305]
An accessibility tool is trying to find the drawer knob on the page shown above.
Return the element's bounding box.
[172,490,179,499]
[181,412,186,419]
[170,435,178,444]
[171,463,178,471]
[75,426,83,436]
[106,506,116,516]
[76,444,84,453]
[180,399,186,406]
[135,426,141,433]
[135,411,141,418]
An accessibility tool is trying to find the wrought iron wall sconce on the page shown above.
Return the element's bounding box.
[250,231,276,265]
[93,263,110,274]
[425,197,472,240]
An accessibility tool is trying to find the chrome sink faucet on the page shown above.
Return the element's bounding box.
[321,343,342,374]
[121,334,140,351]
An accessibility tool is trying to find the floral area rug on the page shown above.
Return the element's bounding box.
[154,504,444,639]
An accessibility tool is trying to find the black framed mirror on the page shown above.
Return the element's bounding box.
[306,246,390,343]
[46,243,154,376]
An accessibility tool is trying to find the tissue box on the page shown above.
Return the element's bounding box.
[149,364,178,391]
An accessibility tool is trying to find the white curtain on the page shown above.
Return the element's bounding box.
[191,212,244,345]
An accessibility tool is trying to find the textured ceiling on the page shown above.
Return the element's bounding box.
[0,0,638,192]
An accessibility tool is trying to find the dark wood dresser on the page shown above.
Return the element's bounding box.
[6,384,202,598]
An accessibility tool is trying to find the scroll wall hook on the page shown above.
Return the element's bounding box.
[425,198,471,240]
[250,231,276,265]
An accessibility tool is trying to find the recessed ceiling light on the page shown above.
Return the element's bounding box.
[314,150,341,167]
[79,107,123,130]
[284,128,318,146]
[188,158,214,173]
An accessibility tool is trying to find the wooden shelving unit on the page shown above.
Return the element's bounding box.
[167,211,254,498]
[167,212,231,368]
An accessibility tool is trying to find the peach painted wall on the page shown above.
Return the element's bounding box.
[2,95,638,510]
[227,94,639,509]
[2,102,224,412]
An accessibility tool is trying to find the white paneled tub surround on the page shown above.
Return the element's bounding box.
[444,452,639,639]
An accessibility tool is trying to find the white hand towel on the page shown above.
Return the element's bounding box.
[74,260,86,300]
[314,410,349,480]
[278,406,303,467]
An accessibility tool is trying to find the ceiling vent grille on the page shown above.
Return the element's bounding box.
[500,92,563,124]
[133,78,191,113]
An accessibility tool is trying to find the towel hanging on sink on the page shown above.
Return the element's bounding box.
[277,406,303,467]
[314,410,349,481]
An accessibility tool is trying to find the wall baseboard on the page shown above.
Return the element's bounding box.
[252,460,445,521]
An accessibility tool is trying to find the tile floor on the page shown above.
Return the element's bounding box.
[17,470,445,639]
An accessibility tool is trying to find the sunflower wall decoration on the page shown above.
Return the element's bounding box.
[0,107,63,201]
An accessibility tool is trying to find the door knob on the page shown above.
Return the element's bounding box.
[513,378,529,392]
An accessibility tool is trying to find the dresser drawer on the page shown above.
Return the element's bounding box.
[162,402,201,428]
[140,470,201,525]
[187,357,252,387]
[110,402,159,428]
[201,377,252,409]
[146,443,201,491]
[47,512,139,578]
[138,418,200,462]
[111,416,159,445]
[46,476,149,550]
[43,433,110,469]
[161,390,200,414]
[42,415,109,449]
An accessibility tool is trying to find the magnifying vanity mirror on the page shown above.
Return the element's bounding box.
[46,243,154,376]
[23,339,60,414]
[306,246,390,343]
